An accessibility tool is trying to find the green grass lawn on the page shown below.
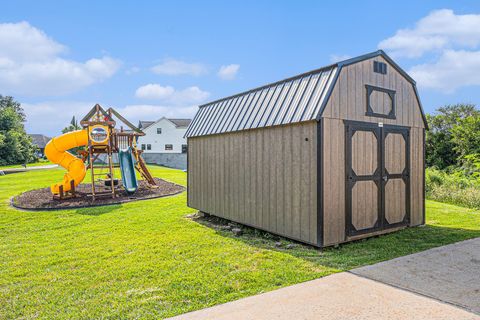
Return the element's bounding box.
[0,166,479,319]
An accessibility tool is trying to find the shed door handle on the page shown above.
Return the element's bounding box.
[382,175,388,182]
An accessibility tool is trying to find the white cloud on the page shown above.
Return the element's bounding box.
[135,84,210,105]
[0,21,65,62]
[329,54,352,63]
[409,50,480,92]
[151,58,207,76]
[125,66,140,75]
[0,21,121,96]
[174,86,210,104]
[217,64,240,80]
[120,104,198,123]
[379,9,480,58]
[22,101,95,135]
[378,9,480,92]
[135,84,175,100]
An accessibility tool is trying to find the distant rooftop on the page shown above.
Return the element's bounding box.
[168,119,191,128]
[29,134,51,148]
[138,120,155,129]
[138,118,191,130]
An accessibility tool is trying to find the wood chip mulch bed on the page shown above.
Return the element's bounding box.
[12,178,185,211]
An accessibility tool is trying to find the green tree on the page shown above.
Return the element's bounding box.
[452,113,480,163]
[62,116,81,134]
[461,154,480,178]
[426,104,480,169]
[0,95,38,165]
[61,116,84,155]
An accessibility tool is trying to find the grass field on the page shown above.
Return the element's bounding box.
[1,166,479,319]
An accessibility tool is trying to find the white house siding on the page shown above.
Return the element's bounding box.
[138,118,188,153]
[137,118,189,169]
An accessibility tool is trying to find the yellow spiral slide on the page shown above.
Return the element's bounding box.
[44,130,89,194]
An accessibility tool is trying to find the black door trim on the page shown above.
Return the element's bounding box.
[317,119,324,247]
[382,124,410,228]
[344,120,410,238]
[344,120,382,237]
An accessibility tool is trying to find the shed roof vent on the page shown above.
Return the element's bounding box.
[374,61,387,74]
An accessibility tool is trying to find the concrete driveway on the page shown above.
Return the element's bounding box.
[169,238,480,320]
[352,237,480,315]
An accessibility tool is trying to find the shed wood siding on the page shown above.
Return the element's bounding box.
[188,121,318,245]
[186,51,425,247]
[322,118,345,245]
[410,126,424,226]
[322,56,424,127]
[321,56,425,246]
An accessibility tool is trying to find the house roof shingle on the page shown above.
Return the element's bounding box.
[29,134,51,148]
[168,119,191,128]
[138,121,155,129]
[138,118,191,130]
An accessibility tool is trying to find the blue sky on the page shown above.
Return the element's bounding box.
[1,1,480,135]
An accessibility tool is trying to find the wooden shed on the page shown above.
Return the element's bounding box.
[185,50,426,247]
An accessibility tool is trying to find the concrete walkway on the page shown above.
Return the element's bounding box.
[1,164,58,174]
[170,238,480,320]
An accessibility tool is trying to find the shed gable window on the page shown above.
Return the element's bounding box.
[165,144,173,150]
[147,144,151,150]
[373,61,387,74]
[157,128,162,134]
[141,144,146,150]
[365,84,396,119]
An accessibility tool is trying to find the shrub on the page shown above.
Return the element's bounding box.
[426,168,480,209]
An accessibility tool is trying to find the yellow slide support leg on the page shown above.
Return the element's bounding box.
[44,130,89,195]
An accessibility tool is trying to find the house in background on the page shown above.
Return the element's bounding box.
[28,134,51,157]
[137,117,191,169]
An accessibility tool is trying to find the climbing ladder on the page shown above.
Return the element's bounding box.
[88,144,116,200]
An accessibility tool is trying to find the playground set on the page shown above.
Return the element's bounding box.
[45,104,156,200]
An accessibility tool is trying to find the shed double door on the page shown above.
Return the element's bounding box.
[345,121,410,237]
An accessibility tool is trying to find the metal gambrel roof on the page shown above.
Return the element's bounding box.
[185,50,427,138]
[185,66,338,137]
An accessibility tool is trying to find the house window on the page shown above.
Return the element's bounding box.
[182,144,188,153]
[373,61,387,74]
[157,128,162,134]
[165,144,173,151]
[147,144,151,150]
[141,144,146,150]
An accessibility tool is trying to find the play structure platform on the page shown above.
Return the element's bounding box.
[45,104,156,200]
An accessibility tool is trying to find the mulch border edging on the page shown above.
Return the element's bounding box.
[10,184,186,212]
